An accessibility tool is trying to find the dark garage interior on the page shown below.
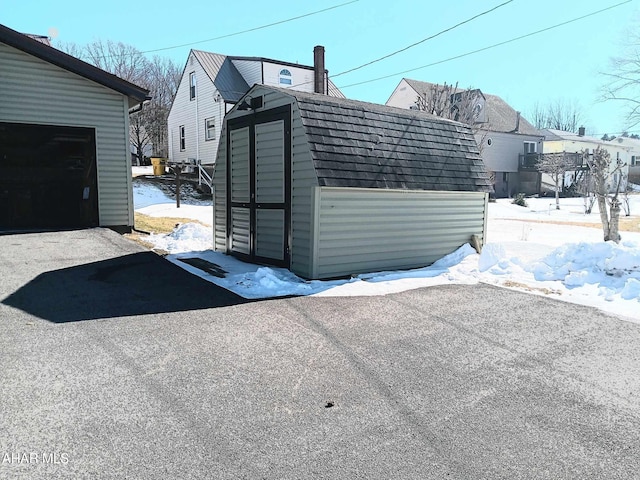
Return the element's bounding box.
[0,121,98,229]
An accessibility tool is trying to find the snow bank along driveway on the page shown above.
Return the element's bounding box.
[135,179,640,322]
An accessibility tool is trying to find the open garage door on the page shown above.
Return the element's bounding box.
[0,122,98,229]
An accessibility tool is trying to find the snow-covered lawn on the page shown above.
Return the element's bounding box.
[133,180,640,323]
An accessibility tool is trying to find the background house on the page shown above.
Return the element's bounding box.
[212,85,492,279]
[605,136,640,184]
[167,46,344,172]
[0,24,149,231]
[386,78,544,198]
[544,128,631,192]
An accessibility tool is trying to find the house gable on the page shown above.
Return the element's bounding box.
[389,78,540,136]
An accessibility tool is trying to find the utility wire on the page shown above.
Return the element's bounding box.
[336,0,632,90]
[140,0,359,55]
[332,0,514,79]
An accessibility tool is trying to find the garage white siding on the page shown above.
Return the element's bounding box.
[310,187,488,279]
[0,42,133,227]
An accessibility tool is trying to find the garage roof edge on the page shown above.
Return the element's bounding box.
[0,23,150,104]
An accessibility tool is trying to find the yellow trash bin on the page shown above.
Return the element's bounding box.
[150,157,166,176]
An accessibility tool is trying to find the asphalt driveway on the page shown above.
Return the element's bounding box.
[1,228,639,479]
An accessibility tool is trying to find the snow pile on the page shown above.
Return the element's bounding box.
[529,241,640,297]
[142,221,640,321]
[148,223,213,254]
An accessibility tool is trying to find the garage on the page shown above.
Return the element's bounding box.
[0,122,98,228]
[0,23,149,231]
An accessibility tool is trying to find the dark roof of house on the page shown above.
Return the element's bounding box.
[259,86,493,192]
[0,23,150,106]
[192,49,345,102]
[402,78,542,136]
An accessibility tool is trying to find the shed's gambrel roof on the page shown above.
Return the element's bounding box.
[283,89,493,192]
[403,78,541,136]
[0,23,150,108]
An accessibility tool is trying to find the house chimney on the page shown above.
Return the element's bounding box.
[514,111,521,133]
[313,45,325,95]
[578,126,585,137]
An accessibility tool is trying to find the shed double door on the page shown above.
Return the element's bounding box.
[227,106,291,267]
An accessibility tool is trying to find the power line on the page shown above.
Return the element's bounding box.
[331,0,514,79]
[336,0,632,90]
[140,0,359,55]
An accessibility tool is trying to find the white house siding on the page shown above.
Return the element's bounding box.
[230,59,262,86]
[477,131,543,197]
[0,42,133,227]
[263,63,315,93]
[385,79,420,109]
[168,51,223,165]
[310,187,487,279]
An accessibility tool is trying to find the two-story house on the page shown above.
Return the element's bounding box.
[167,46,344,170]
[386,78,544,198]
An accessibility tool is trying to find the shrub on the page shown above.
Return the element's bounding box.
[512,193,528,207]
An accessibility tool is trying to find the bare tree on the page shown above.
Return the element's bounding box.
[583,146,626,242]
[601,27,640,128]
[528,98,584,132]
[55,39,181,161]
[415,82,484,125]
[414,81,490,156]
[536,152,577,210]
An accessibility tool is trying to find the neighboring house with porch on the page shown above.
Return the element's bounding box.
[212,85,492,279]
[386,78,544,198]
[167,46,344,174]
[543,128,631,193]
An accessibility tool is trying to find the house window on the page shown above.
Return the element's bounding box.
[279,69,292,85]
[179,125,185,151]
[524,141,537,153]
[189,72,196,100]
[632,155,637,166]
[503,172,508,182]
[205,118,215,141]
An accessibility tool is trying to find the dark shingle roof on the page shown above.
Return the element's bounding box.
[0,23,150,107]
[279,88,493,192]
[403,78,541,136]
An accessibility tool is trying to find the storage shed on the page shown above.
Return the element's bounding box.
[0,24,149,231]
[212,85,493,279]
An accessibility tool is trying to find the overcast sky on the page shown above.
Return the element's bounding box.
[4,0,638,136]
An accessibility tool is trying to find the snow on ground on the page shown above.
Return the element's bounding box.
[132,177,213,224]
[133,179,640,322]
[132,166,154,177]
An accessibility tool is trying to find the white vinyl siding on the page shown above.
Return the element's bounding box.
[0,42,133,227]
[168,51,223,165]
[263,62,314,92]
[310,187,488,279]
